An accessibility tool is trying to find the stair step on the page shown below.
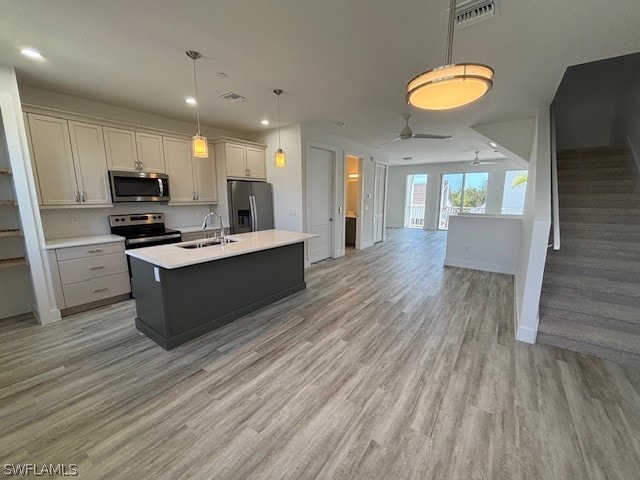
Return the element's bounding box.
[561,222,640,233]
[558,193,640,208]
[559,212,640,225]
[544,262,640,284]
[551,243,640,263]
[559,184,636,194]
[556,171,635,182]
[545,253,640,274]
[540,305,640,335]
[556,160,634,171]
[542,271,640,299]
[559,207,640,216]
[558,146,628,158]
[560,228,640,243]
[537,317,640,366]
[541,283,640,310]
[540,290,640,324]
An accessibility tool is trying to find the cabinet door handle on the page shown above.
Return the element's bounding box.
[196,192,199,201]
[73,190,79,203]
[81,191,86,203]
[139,161,143,171]
[86,249,103,253]
[92,287,109,293]
[89,265,105,270]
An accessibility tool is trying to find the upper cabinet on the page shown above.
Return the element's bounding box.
[135,132,165,173]
[104,128,166,173]
[214,138,267,181]
[26,114,111,207]
[164,137,217,204]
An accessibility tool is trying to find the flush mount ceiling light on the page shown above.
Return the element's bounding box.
[186,50,208,158]
[274,89,285,168]
[185,97,197,105]
[21,47,44,60]
[261,119,270,126]
[406,0,494,110]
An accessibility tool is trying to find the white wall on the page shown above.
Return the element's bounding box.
[471,118,536,164]
[249,124,303,231]
[0,66,59,323]
[514,109,552,344]
[445,215,522,274]
[611,76,640,175]
[387,159,524,230]
[20,86,248,236]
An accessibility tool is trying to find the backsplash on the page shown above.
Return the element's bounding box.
[40,203,218,239]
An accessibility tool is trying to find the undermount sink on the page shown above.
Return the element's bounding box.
[179,238,237,249]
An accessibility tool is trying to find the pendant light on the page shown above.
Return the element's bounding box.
[274,89,285,168]
[406,0,494,110]
[186,50,208,158]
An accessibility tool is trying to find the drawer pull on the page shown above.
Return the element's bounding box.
[89,265,105,270]
[86,249,104,253]
[92,287,110,293]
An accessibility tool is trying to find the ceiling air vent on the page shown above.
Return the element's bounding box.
[218,91,246,102]
[455,0,498,28]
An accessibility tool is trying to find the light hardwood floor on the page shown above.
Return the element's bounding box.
[1,228,639,479]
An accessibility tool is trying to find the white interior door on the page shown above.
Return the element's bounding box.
[308,147,334,263]
[374,163,387,243]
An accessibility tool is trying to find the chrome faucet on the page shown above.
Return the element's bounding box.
[201,212,225,244]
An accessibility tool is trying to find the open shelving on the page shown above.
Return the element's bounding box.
[0,168,11,175]
[0,257,27,269]
[0,229,22,238]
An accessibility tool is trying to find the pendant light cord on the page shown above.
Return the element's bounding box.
[277,93,281,149]
[445,0,456,65]
[192,58,201,135]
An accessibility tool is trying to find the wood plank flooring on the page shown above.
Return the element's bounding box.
[1,228,639,479]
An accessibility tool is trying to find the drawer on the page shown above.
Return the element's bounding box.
[58,252,128,285]
[56,241,124,261]
[62,272,131,308]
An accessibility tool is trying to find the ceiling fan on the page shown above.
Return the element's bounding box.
[384,113,452,144]
[470,151,500,166]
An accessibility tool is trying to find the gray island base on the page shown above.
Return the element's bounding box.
[131,242,305,349]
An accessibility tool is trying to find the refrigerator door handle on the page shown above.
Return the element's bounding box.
[250,195,258,232]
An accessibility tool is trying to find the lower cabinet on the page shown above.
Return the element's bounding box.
[48,241,131,312]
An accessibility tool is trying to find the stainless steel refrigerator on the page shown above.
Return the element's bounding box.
[228,181,275,233]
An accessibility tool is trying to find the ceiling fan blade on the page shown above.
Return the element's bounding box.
[478,161,500,165]
[412,133,453,140]
[383,136,401,145]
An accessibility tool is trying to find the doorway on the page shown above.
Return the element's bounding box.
[345,155,361,249]
[373,163,387,243]
[403,174,427,228]
[307,146,335,263]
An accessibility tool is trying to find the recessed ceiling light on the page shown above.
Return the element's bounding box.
[216,72,228,78]
[21,47,44,60]
[261,119,270,126]
[490,142,497,148]
[185,97,197,105]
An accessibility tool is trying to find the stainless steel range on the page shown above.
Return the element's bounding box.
[109,213,181,292]
[109,213,181,249]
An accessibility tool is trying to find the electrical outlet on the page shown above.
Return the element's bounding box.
[70,214,79,224]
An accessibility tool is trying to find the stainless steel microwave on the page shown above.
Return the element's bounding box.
[109,171,170,202]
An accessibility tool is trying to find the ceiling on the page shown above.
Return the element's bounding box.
[1,0,639,165]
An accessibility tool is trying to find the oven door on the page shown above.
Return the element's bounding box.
[109,171,170,202]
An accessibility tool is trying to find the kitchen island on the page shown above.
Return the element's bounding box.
[126,229,317,349]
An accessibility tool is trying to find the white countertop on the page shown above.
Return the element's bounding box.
[126,229,318,269]
[172,225,223,234]
[44,234,125,250]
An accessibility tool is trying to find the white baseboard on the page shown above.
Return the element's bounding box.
[444,257,515,275]
[513,274,537,344]
[360,240,374,249]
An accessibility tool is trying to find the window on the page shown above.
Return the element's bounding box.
[404,174,427,228]
[501,170,527,215]
[438,172,488,230]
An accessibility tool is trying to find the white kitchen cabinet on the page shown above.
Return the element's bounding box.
[27,114,110,207]
[246,146,267,179]
[27,114,77,205]
[214,139,267,181]
[164,137,217,204]
[68,121,110,205]
[104,127,138,172]
[135,132,165,173]
[48,240,130,312]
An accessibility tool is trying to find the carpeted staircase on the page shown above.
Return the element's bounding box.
[537,146,640,366]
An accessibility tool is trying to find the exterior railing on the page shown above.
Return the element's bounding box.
[408,204,425,228]
[439,204,486,229]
